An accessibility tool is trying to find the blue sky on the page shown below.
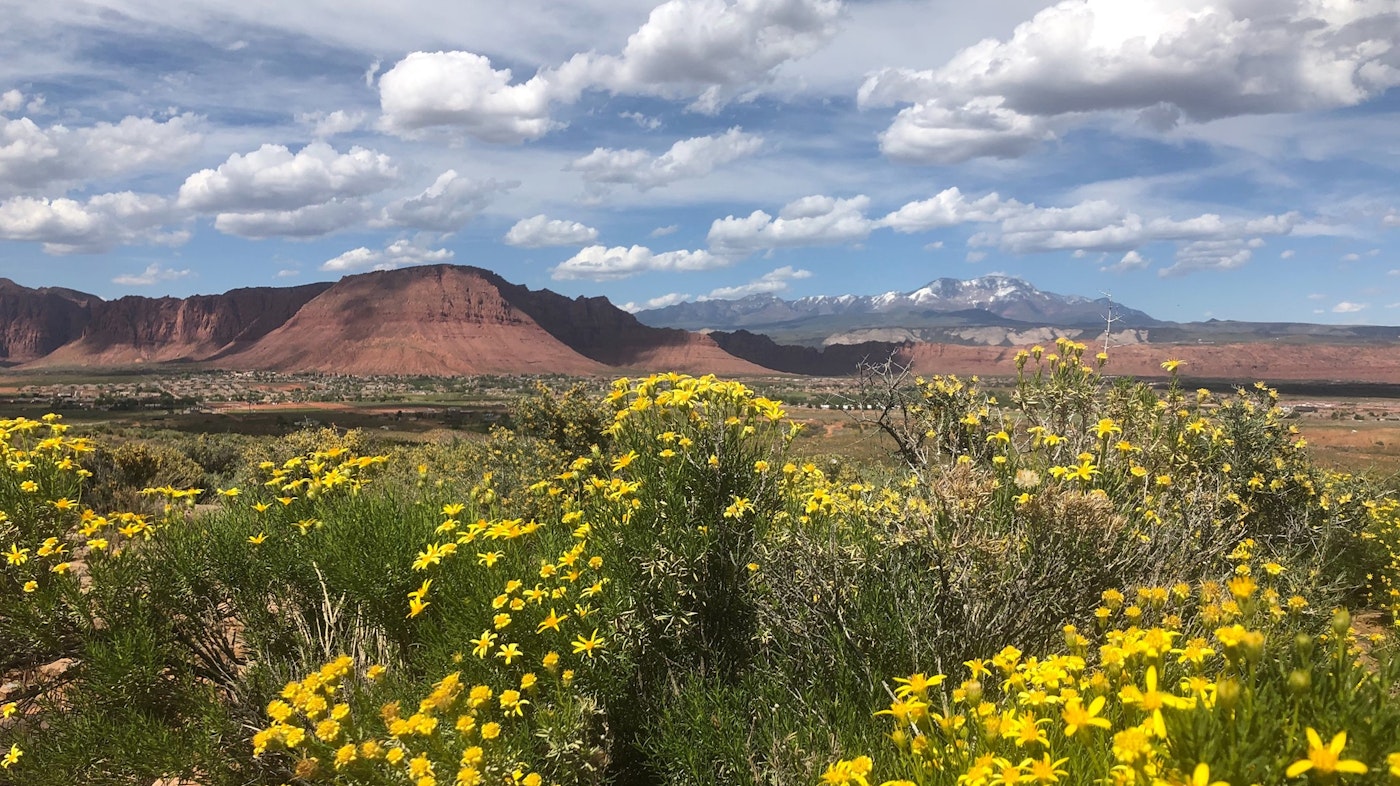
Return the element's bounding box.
[1,0,1398,323]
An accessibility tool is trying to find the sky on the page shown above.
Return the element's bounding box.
[2,0,1399,324]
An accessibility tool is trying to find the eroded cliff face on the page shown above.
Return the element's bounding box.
[222,265,610,376]
[25,283,333,366]
[0,279,93,363]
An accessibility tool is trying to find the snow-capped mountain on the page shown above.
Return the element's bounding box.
[635,275,1157,334]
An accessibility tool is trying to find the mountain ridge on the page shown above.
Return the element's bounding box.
[635,274,1160,338]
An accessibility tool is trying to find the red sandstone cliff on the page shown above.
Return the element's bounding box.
[222,266,609,375]
[0,279,94,364]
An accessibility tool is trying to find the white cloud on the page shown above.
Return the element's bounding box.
[986,205,1298,256]
[321,238,454,272]
[704,264,811,299]
[620,111,662,130]
[708,194,872,254]
[875,96,1051,164]
[552,244,728,280]
[554,0,844,111]
[1281,249,1296,259]
[377,51,557,143]
[112,263,192,286]
[0,191,185,254]
[567,127,763,190]
[1307,293,1326,300]
[376,0,844,142]
[618,292,692,312]
[297,109,367,138]
[1,113,202,193]
[178,142,397,213]
[878,187,1016,232]
[965,250,987,263]
[859,0,1400,163]
[0,90,25,113]
[275,268,301,278]
[1333,301,1368,313]
[650,224,680,237]
[1385,209,1400,228]
[1342,252,1361,262]
[1101,249,1149,273]
[213,199,371,239]
[382,170,517,231]
[1159,239,1255,277]
[503,214,599,247]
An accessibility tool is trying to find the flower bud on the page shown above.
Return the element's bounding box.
[964,680,983,705]
[1331,608,1352,638]
[1243,631,1266,666]
[1217,677,1242,714]
[1294,633,1314,662]
[1287,669,1311,697]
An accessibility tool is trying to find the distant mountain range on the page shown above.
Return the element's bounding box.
[638,275,1158,336]
[635,275,1400,351]
[3,267,1400,382]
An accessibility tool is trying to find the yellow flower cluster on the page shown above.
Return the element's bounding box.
[1361,498,1400,623]
[1,415,132,601]
[827,566,1396,786]
[254,444,389,506]
[253,655,561,785]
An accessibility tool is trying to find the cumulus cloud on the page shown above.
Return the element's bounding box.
[708,194,872,254]
[178,142,397,213]
[1,113,202,193]
[859,0,1400,163]
[705,264,811,299]
[567,127,763,190]
[1101,249,1149,273]
[650,224,680,237]
[382,170,517,231]
[0,90,22,114]
[1159,238,1257,277]
[554,0,844,112]
[1385,209,1400,228]
[213,199,372,239]
[620,111,661,130]
[0,191,186,254]
[552,244,728,280]
[375,0,843,142]
[297,109,367,138]
[875,97,1051,164]
[878,187,1016,232]
[321,238,454,272]
[377,51,557,142]
[618,291,692,312]
[701,185,1301,276]
[986,205,1298,255]
[112,263,192,286]
[503,214,599,247]
[1333,301,1368,313]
